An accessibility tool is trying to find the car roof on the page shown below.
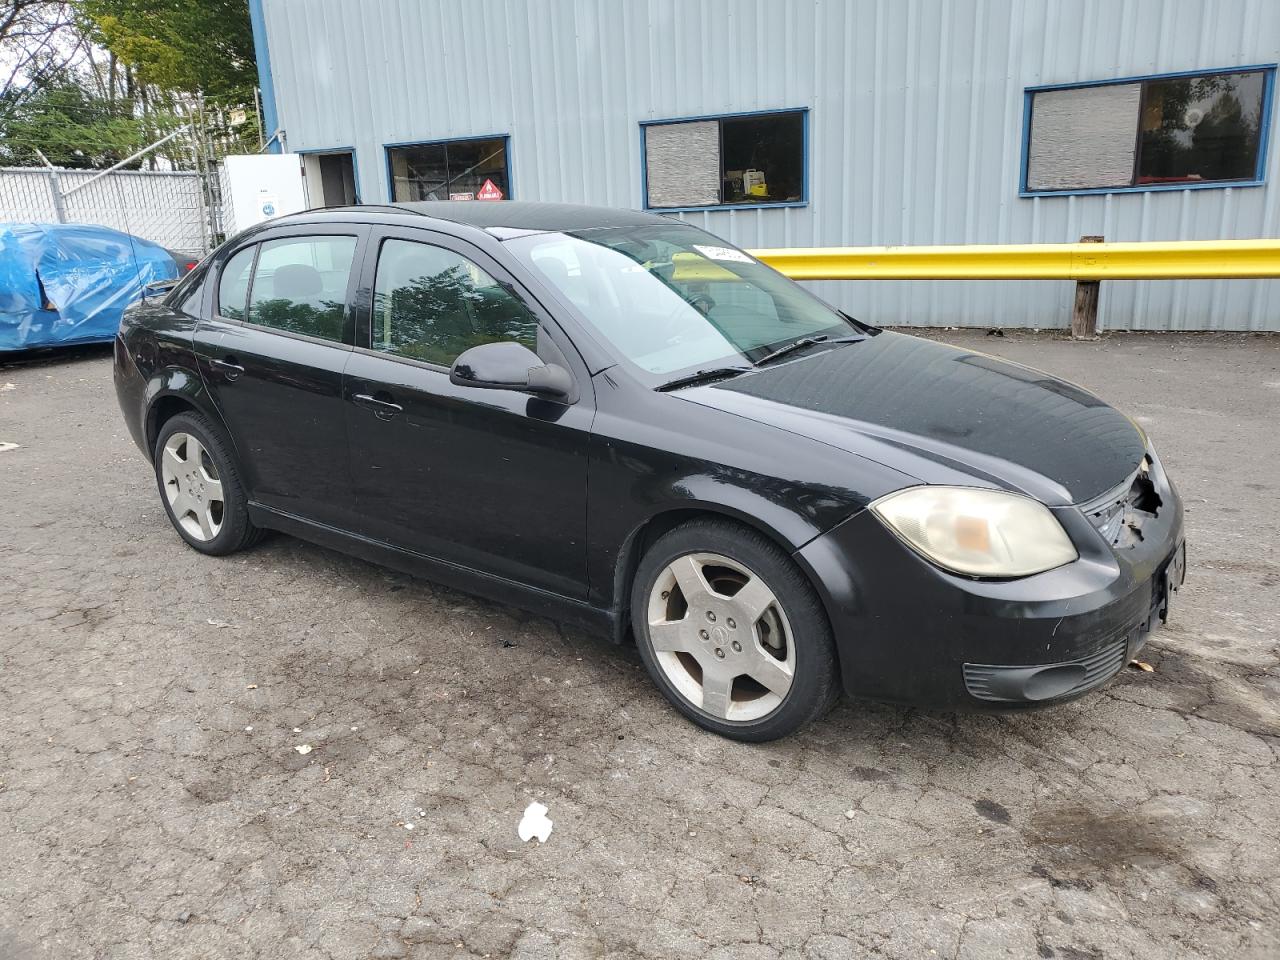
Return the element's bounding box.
[290,200,671,234]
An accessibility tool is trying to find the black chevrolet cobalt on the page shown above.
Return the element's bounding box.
[114,202,1185,741]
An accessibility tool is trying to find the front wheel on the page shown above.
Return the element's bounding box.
[631,519,840,741]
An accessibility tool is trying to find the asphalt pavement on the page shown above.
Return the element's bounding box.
[1,330,1277,959]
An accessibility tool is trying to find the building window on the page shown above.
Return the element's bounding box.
[1023,67,1273,195]
[642,110,806,210]
[387,136,510,202]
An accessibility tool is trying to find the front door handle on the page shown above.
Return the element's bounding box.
[353,392,404,420]
[211,356,244,381]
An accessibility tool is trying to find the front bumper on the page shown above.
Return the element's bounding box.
[796,478,1185,710]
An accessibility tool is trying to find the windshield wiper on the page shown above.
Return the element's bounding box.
[752,335,830,367]
[654,366,753,392]
[753,334,865,367]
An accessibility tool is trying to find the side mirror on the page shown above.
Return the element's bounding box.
[450,341,574,401]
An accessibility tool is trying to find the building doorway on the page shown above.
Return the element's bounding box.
[302,150,358,207]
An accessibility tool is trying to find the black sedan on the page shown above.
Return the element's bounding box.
[113,202,1185,741]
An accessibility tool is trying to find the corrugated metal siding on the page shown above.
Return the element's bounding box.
[262,0,1280,330]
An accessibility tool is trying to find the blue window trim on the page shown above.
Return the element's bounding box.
[296,147,361,204]
[382,134,513,203]
[639,107,809,212]
[1019,64,1276,198]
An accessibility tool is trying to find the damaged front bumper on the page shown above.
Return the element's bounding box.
[795,455,1185,710]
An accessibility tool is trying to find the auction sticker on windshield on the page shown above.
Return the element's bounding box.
[693,244,754,263]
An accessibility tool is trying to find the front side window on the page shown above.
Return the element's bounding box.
[643,110,806,209]
[371,238,539,366]
[245,236,357,342]
[217,245,255,320]
[507,222,858,381]
[1025,68,1270,193]
[387,137,510,202]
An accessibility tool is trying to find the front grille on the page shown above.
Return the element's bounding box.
[1080,457,1163,549]
[963,631,1130,703]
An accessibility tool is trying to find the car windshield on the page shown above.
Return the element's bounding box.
[506,222,860,382]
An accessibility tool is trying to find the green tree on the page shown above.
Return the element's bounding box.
[0,71,182,167]
[77,0,255,103]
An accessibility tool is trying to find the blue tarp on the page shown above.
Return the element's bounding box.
[0,223,178,351]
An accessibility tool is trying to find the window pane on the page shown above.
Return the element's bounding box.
[1026,83,1142,191]
[719,112,804,204]
[512,223,856,379]
[389,142,448,201]
[443,138,509,200]
[645,121,721,208]
[217,246,255,320]
[246,236,356,342]
[372,238,539,365]
[1137,71,1266,184]
[388,138,509,202]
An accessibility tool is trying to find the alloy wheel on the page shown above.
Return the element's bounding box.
[160,432,225,542]
[646,552,795,721]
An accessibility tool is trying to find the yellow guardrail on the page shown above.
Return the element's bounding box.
[747,239,1280,281]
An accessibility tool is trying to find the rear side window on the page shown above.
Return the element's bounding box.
[217,246,255,320]
[246,236,357,342]
[371,238,538,365]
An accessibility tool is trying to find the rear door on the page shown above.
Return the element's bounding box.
[194,225,366,529]
[342,226,594,599]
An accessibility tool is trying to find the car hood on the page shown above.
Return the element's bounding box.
[680,331,1146,506]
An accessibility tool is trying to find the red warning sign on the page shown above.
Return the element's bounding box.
[476,178,504,201]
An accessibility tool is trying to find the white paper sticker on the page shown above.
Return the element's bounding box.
[693,244,754,264]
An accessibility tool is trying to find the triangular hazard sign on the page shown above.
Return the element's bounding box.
[476,179,504,201]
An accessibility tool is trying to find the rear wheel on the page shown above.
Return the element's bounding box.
[154,412,262,556]
[631,519,840,741]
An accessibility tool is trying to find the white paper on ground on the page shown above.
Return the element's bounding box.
[518,801,553,843]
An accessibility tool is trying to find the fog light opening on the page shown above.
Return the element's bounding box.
[1023,664,1088,701]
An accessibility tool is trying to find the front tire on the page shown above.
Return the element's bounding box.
[631,518,840,741]
[154,412,262,556]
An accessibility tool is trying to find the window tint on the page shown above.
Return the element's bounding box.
[217,246,255,320]
[644,110,806,209]
[372,238,538,365]
[388,137,509,202]
[246,236,357,342]
[1025,69,1269,192]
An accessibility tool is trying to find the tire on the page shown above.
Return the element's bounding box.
[153,411,263,556]
[631,518,840,742]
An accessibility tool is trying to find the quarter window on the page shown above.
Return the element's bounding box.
[643,110,806,209]
[387,137,510,202]
[1025,68,1270,193]
[245,236,357,342]
[371,238,539,366]
[217,246,255,320]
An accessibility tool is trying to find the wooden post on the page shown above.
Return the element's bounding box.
[1071,235,1104,339]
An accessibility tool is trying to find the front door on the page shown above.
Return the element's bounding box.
[342,227,593,599]
[193,226,365,529]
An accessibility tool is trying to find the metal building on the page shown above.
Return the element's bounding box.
[250,0,1280,331]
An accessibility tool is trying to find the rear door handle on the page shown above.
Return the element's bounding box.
[211,357,244,381]
[353,392,404,420]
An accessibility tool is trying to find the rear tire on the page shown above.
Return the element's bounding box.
[154,412,263,556]
[631,518,840,741]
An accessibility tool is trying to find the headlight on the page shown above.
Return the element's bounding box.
[870,486,1077,578]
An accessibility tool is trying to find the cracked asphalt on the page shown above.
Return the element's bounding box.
[1,330,1278,960]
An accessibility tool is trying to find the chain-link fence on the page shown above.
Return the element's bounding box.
[0,166,211,256]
